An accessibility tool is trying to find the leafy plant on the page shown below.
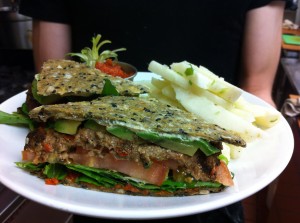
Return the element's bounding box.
[67,34,126,67]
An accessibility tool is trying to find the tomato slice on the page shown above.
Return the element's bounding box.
[22,150,35,161]
[69,153,169,186]
[212,161,234,186]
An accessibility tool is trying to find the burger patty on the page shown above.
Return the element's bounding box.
[24,127,221,183]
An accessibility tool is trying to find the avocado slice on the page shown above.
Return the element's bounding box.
[105,125,220,156]
[32,79,61,105]
[85,122,136,141]
[136,131,220,156]
[106,126,135,141]
[54,119,82,135]
[84,120,104,131]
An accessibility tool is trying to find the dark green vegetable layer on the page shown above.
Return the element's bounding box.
[15,162,222,193]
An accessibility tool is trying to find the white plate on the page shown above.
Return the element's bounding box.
[0,72,294,220]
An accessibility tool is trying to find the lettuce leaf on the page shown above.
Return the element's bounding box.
[16,162,222,192]
[0,110,34,130]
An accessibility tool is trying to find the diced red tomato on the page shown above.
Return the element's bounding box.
[115,148,128,157]
[43,143,53,152]
[45,178,59,185]
[95,59,131,78]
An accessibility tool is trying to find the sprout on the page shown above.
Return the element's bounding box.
[67,34,126,67]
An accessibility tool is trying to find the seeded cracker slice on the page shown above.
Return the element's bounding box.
[29,96,246,147]
[37,59,149,97]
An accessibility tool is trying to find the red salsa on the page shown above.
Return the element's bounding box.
[95,59,132,79]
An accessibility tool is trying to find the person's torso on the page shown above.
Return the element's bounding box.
[20,0,270,84]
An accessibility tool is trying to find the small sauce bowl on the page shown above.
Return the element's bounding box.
[95,60,137,80]
[116,61,137,81]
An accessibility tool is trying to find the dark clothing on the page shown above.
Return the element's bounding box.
[19,1,275,222]
[72,202,244,223]
[20,0,272,85]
